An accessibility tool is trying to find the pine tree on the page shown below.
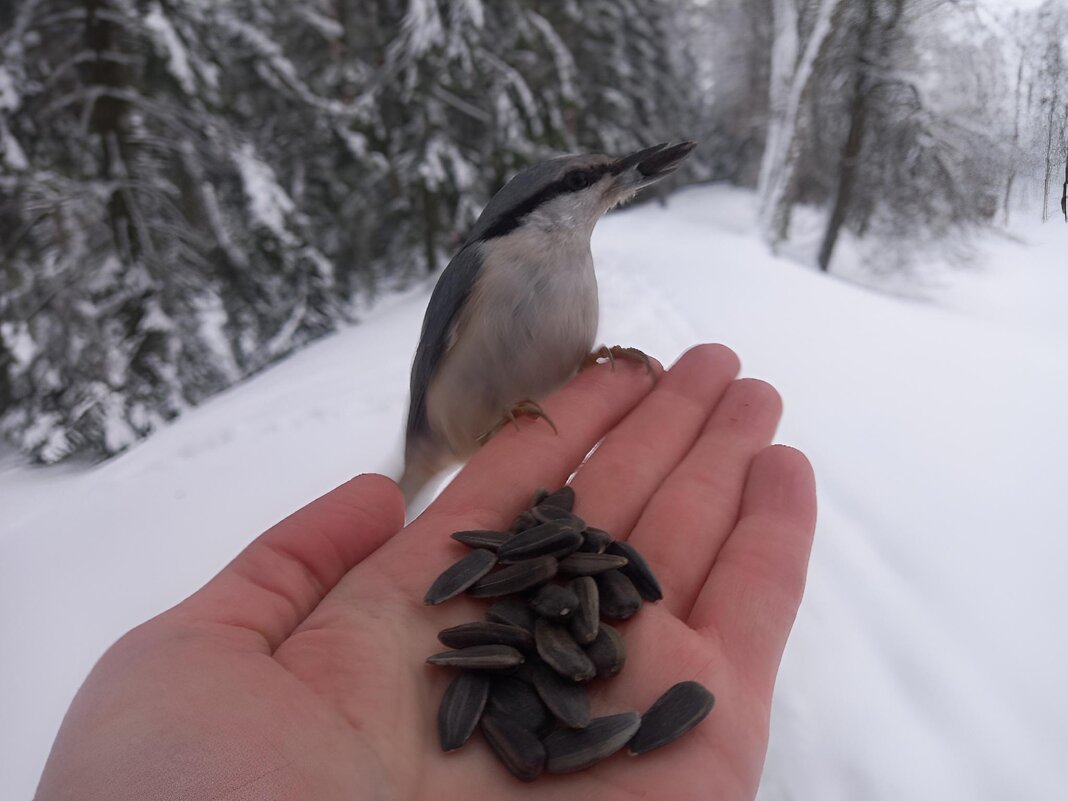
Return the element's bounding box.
[1,0,703,463]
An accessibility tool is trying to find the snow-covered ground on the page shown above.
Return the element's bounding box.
[2,186,1066,800]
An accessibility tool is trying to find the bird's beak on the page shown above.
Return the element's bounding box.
[610,141,697,200]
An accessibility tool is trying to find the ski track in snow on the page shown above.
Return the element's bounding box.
[2,186,1067,800]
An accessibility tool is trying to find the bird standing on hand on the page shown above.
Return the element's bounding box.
[399,141,697,503]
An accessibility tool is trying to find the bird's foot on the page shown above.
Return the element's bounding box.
[476,399,559,446]
[583,345,657,380]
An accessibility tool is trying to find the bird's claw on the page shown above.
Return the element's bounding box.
[583,345,657,380]
[477,399,559,446]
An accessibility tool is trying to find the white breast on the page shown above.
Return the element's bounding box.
[426,229,599,456]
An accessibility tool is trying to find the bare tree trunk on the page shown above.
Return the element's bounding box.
[1004,52,1025,225]
[1043,99,1056,221]
[1061,146,1067,222]
[83,0,140,263]
[759,0,845,251]
[757,0,799,204]
[1061,107,1068,223]
[817,74,867,272]
[816,0,907,271]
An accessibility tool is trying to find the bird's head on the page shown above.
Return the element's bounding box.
[467,141,696,244]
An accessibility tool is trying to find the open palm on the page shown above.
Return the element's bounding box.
[37,344,816,801]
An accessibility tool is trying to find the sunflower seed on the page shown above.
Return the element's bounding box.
[568,577,599,645]
[606,540,663,602]
[467,555,559,597]
[543,712,642,773]
[438,621,535,652]
[541,486,576,512]
[512,659,540,685]
[531,487,550,507]
[530,660,591,728]
[487,676,553,736]
[424,549,498,605]
[450,530,513,551]
[585,623,626,678]
[437,671,490,751]
[530,503,586,529]
[578,527,613,553]
[486,598,536,633]
[628,681,715,755]
[481,712,546,782]
[496,522,583,563]
[595,570,643,619]
[557,552,629,576]
[426,645,525,670]
[509,510,539,533]
[530,584,579,619]
[535,618,596,682]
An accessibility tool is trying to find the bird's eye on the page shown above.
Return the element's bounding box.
[566,170,590,191]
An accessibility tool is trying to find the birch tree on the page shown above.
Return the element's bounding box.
[757,0,845,250]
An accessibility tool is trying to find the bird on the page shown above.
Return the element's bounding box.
[399,141,697,503]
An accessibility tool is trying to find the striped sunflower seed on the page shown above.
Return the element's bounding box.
[496,521,583,563]
[437,671,490,751]
[530,660,591,728]
[486,676,553,736]
[541,486,576,512]
[595,569,643,619]
[530,584,579,619]
[480,712,546,782]
[530,503,586,529]
[577,527,613,553]
[557,552,628,576]
[606,540,663,602]
[426,644,524,670]
[509,510,539,533]
[423,548,498,605]
[543,712,641,773]
[628,681,715,755]
[467,555,558,598]
[585,623,626,678]
[437,621,534,652]
[535,618,596,682]
[486,598,536,633]
[450,530,513,551]
[568,576,599,645]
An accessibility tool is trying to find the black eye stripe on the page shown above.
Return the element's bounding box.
[566,171,590,190]
[477,163,617,241]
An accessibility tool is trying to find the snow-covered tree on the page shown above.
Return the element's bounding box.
[0,0,702,462]
[757,0,844,250]
[743,0,1015,269]
[0,0,374,461]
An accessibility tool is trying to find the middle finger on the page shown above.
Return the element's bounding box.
[624,378,783,619]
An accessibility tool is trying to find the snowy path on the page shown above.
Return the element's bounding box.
[2,187,1066,800]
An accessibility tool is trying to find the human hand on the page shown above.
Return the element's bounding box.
[36,344,816,801]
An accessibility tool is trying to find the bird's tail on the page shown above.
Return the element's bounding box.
[398,436,456,508]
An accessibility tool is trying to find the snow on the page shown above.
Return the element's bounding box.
[0,65,19,112]
[233,142,296,243]
[0,322,36,368]
[2,187,1067,799]
[399,0,446,57]
[143,3,197,96]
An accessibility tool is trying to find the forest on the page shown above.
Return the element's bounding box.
[1,0,1066,463]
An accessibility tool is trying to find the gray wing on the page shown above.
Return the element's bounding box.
[406,243,485,444]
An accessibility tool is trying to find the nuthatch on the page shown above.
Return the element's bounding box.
[399,141,697,502]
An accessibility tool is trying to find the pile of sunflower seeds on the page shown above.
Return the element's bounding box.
[424,485,715,781]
